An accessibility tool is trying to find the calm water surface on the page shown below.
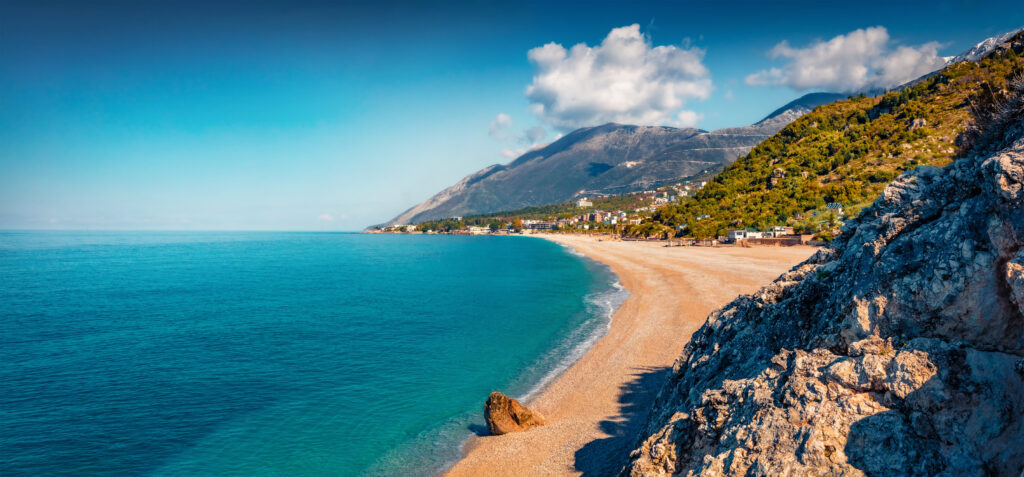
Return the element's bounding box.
[0,232,624,476]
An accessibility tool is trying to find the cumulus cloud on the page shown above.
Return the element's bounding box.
[745,26,946,93]
[525,24,712,131]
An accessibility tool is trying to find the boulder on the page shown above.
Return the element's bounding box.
[483,391,547,435]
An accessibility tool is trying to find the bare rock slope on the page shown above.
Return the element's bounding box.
[623,125,1024,474]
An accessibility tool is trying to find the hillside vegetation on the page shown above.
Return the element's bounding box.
[648,32,1024,238]
[413,193,653,232]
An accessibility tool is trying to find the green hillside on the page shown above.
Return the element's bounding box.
[646,32,1024,239]
[411,192,653,232]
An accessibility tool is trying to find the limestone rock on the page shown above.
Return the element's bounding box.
[621,122,1024,476]
[484,391,547,435]
[768,167,786,188]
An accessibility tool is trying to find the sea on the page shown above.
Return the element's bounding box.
[0,231,626,476]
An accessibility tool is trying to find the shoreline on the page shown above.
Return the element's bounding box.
[444,234,816,476]
[518,274,627,404]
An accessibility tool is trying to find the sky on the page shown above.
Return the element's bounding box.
[2,0,1022,230]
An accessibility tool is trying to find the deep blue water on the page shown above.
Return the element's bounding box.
[0,232,624,476]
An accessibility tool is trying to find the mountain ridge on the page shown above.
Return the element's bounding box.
[385,27,1024,229]
[385,92,842,226]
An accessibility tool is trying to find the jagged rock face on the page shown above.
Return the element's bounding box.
[623,130,1024,476]
[484,392,547,435]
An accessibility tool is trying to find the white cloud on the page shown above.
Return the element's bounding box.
[500,148,524,159]
[488,114,552,159]
[317,213,334,222]
[746,26,946,93]
[489,113,513,138]
[523,126,547,144]
[674,110,702,128]
[525,24,712,131]
[499,138,554,159]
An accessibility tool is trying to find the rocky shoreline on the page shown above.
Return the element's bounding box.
[621,120,1024,476]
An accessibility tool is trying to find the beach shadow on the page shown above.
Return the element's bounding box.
[466,422,490,436]
[573,366,671,476]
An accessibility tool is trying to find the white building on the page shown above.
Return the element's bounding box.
[728,229,763,241]
[764,226,795,237]
[576,198,593,207]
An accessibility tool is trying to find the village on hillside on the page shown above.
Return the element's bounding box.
[371,179,844,246]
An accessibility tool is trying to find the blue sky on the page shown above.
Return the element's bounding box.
[2,1,1022,230]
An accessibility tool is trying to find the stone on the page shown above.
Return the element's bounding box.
[621,122,1024,476]
[768,167,786,188]
[483,391,547,435]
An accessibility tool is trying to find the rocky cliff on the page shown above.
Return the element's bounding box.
[622,112,1024,473]
[386,93,843,225]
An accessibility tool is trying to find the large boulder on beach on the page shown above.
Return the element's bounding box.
[484,392,547,435]
[621,96,1024,474]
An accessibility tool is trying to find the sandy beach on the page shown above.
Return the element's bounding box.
[445,235,816,476]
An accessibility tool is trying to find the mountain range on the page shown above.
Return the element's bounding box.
[386,93,844,225]
[386,27,1022,228]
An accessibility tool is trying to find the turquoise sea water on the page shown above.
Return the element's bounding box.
[0,232,625,476]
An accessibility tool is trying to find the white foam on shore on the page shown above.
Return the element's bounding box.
[519,275,627,402]
[559,243,587,258]
[432,241,629,477]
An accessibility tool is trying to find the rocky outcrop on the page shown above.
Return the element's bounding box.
[484,392,547,435]
[768,167,786,188]
[622,123,1024,475]
[950,25,1024,63]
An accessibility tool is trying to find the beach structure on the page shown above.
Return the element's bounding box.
[764,226,795,237]
[728,229,763,241]
[523,220,556,230]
